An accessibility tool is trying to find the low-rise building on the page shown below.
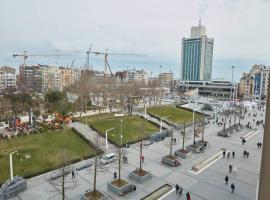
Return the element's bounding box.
[177,80,237,98]
[159,72,174,91]
[127,69,148,85]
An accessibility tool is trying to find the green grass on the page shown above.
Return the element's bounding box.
[0,128,96,183]
[81,114,159,145]
[147,105,203,124]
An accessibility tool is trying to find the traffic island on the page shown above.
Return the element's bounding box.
[175,149,192,159]
[129,169,152,183]
[186,144,201,153]
[161,155,181,167]
[81,190,107,200]
[107,179,134,196]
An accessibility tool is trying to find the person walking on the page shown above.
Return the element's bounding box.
[231,183,235,193]
[229,165,232,173]
[243,150,246,158]
[175,184,180,194]
[225,175,229,184]
[232,151,235,158]
[186,192,191,200]
[72,170,75,179]
[247,152,249,158]
[114,171,117,179]
[141,155,145,163]
[227,152,230,159]
[223,150,226,158]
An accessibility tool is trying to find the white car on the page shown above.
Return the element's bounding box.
[100,153,116,165]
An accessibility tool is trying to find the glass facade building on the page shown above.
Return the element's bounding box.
[181,23,214,81]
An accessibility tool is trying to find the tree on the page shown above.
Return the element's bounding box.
[49,151,77,200]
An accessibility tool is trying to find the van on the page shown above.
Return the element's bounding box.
[100,153,116,164]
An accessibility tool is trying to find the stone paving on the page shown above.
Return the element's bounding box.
[9,99,265,200]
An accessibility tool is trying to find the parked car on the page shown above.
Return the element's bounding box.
[100,153,116,165]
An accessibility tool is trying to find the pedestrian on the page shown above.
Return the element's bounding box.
[229,165,232,173]
[231,183,235,193]
[179,186,183,197]
[243,150,246,158]
[114,171,117,179]
[232,151,235,158]
[141,155,145,163]
[227,152,230,159]
[72,170,75,179]
[257,142,260,148]
[247,152,249,158]
[133,185,136,191]
[175,184,180,194]
[186,192,191,200]
[225,175,229,184]
[242,138,245,145]
[223,150,226,158]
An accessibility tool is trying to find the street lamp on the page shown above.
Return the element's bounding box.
[193,108,201,146]
[9,151,18,181]
[160,115,169,133]
[105,128,115,152]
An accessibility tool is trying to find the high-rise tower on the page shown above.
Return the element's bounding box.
[181,20,214,81]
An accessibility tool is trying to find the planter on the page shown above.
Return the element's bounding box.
[217,131,231,137]
[186,144,201,153]
[175,149,192,159]
[129,169,152,183]
[196,140,209,148]
[107,179,134,196]
[81,190,107,200]
[161,155,181,167]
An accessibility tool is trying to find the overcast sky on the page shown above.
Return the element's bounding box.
[0,0,270,80]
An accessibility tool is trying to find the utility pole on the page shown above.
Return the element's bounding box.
[118,120,123,183]
[182,122,186,150]
[139,122,143,173]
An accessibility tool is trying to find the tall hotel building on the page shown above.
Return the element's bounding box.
[181,21,214,81]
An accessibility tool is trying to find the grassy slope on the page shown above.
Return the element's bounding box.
[147,105,203,124]
[0,128,95,183]
[82,114,159,145]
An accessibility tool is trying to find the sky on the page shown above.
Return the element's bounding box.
[0,0,270,81]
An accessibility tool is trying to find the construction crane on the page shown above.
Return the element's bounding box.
[91,49,143,78]
[13,51,69,66]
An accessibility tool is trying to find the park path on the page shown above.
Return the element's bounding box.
[68,122,116,153]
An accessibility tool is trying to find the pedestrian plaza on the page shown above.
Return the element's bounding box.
[10,99,264,200]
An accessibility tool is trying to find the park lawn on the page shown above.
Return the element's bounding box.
[0,127,96,183]
[147,105,203,124]
[82,114,159,145]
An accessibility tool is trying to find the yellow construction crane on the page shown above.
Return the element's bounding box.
[13,51,68,65]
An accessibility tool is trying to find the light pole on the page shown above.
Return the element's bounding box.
[160,115,169,133]
[105,128,115,152]
[144,98,150,120]
[9,151,18,181]
[193,108,200,146]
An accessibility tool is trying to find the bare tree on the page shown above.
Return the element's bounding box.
[49,151,77,200]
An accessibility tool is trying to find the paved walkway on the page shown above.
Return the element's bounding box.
[68,122,116,152]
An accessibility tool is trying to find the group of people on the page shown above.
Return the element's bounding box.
[224,176,236,193]
[223,150,235,159]
[175,184,191,200]
[257,142,263,148]
[243,150,250,158]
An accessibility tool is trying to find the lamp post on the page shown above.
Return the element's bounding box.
[105,128,115,152]
[160,116,169,133]
[193,108,200,146]
[9,151,18,181]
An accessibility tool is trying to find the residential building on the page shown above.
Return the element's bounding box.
[20,65,43,93]
[127,69,148,85]
[0,66,16,93]
[159,72,174,91]
[181,21,214,81]
[42,66,62,92]
[238,64,270,99]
